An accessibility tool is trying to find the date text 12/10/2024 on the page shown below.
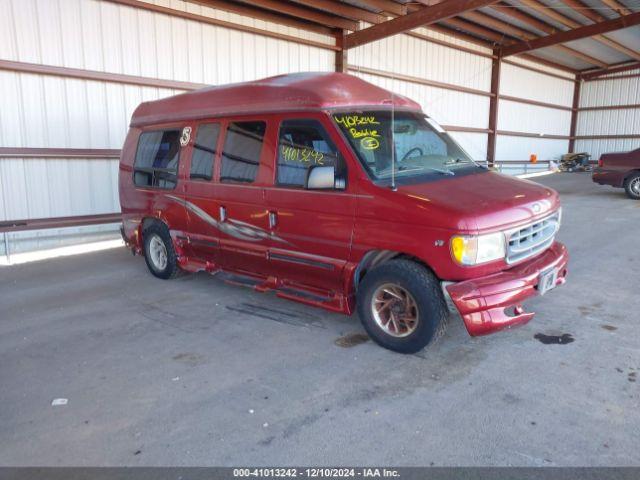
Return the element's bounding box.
[233,468,400,478]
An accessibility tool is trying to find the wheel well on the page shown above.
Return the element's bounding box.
[624,169,640,184]
[141,217,165,233]
[354,250,435,291]
[139,217,169,251]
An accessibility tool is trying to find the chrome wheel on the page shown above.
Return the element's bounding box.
[631,177,640,195]
[371,283,419,338]
[149,234,168,271]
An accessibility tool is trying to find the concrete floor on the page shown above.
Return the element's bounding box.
[1,173,638,466]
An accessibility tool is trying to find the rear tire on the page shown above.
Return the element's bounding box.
[624,173,640,200]
[357,259,448,354]
[143,223,181,279]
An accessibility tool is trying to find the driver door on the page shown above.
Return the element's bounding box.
[264,114,355,294]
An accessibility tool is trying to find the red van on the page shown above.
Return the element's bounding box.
[119,73,568,353]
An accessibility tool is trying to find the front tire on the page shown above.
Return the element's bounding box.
[357,259,448,354]
[624,173,640,200]
[143,223,180,279]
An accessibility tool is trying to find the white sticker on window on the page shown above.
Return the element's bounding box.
[180,126,192,146]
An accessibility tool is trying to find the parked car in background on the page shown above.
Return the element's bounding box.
[119,72,568,354]
[592,148,640,199]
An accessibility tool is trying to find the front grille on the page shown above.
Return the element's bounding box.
[506,211,560,264]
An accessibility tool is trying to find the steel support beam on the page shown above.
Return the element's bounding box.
[198,0,358,31]
[335,30,347,73]
[460,11,607,67]
[364,0,407,16]
[582,61,640,80]
[519,0,640,61]
[600,0,632,16]
[487,49,501,166]
[568,76,582,153]
[344,0,499,49]
[502,11,640,57]
[288,0,385,24]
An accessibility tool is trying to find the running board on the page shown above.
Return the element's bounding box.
[214,272,352,315]
[217,271,263,289]
[278,287,331,303]
[276,288,349,314]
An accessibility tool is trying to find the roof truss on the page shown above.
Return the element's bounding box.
[501,11,640,57]
[343,0,500,49]
[186,0,640,75]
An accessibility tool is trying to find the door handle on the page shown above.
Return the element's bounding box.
[268,211,277,229]
[219,206,227,222]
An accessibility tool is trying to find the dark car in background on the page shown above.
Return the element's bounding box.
[592,148,640,199]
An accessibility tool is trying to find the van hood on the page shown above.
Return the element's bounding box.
[395,170,560,232]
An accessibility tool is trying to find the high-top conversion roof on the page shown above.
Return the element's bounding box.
[130,72,420,127]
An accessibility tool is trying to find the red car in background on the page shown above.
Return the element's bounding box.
[592,148,640,199]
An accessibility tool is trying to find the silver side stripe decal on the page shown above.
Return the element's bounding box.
[165,195,288,244]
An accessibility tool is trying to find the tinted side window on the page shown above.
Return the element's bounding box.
[277,119,342,187]
[133,130,180,189]
[190,123,220,181]
[220,121,266,183]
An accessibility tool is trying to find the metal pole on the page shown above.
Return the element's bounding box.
[486,48,501,167]
[568,75,581,154]
[3,232,10,263]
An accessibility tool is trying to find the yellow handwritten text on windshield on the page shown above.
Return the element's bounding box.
[334,115,383,150]
[361,137,379,150]
[349,128,380,139]
[334,115,380,128]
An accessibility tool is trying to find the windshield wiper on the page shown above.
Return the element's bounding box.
[446,157,486,169]
[380,165,455,178]
[420,166,455,176]
[445,158,472,165]
[395,165,454,176]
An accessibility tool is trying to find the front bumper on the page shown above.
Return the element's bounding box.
[445,241,568,336]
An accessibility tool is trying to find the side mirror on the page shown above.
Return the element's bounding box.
[306,165,345,190]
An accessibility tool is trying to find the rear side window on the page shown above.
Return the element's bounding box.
[133,130,180,189]
[277,119,342,187]
[220,121,266,183]
[190,123,221,181]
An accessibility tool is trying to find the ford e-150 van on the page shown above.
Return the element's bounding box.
[119,72,568,353]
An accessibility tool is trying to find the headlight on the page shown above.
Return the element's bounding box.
[450,232,506,266]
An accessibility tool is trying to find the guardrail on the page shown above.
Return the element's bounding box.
[481,160,552,175]
[1,213,123,262]
[0,213,122,234]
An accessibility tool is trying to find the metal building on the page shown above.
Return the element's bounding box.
[1,0,639,259]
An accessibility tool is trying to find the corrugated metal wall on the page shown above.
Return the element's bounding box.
[349,29,492,161]
[496,58,574,168]
[0,0,582,256]
[349,39,576,166]
[0,0,335,254]
[576,68,640,158]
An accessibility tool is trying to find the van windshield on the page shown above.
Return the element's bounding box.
[333,111,482,182]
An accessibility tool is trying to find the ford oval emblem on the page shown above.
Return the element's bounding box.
[532,202,541,214]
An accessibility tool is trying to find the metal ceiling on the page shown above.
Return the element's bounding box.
[189,0,640,76]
